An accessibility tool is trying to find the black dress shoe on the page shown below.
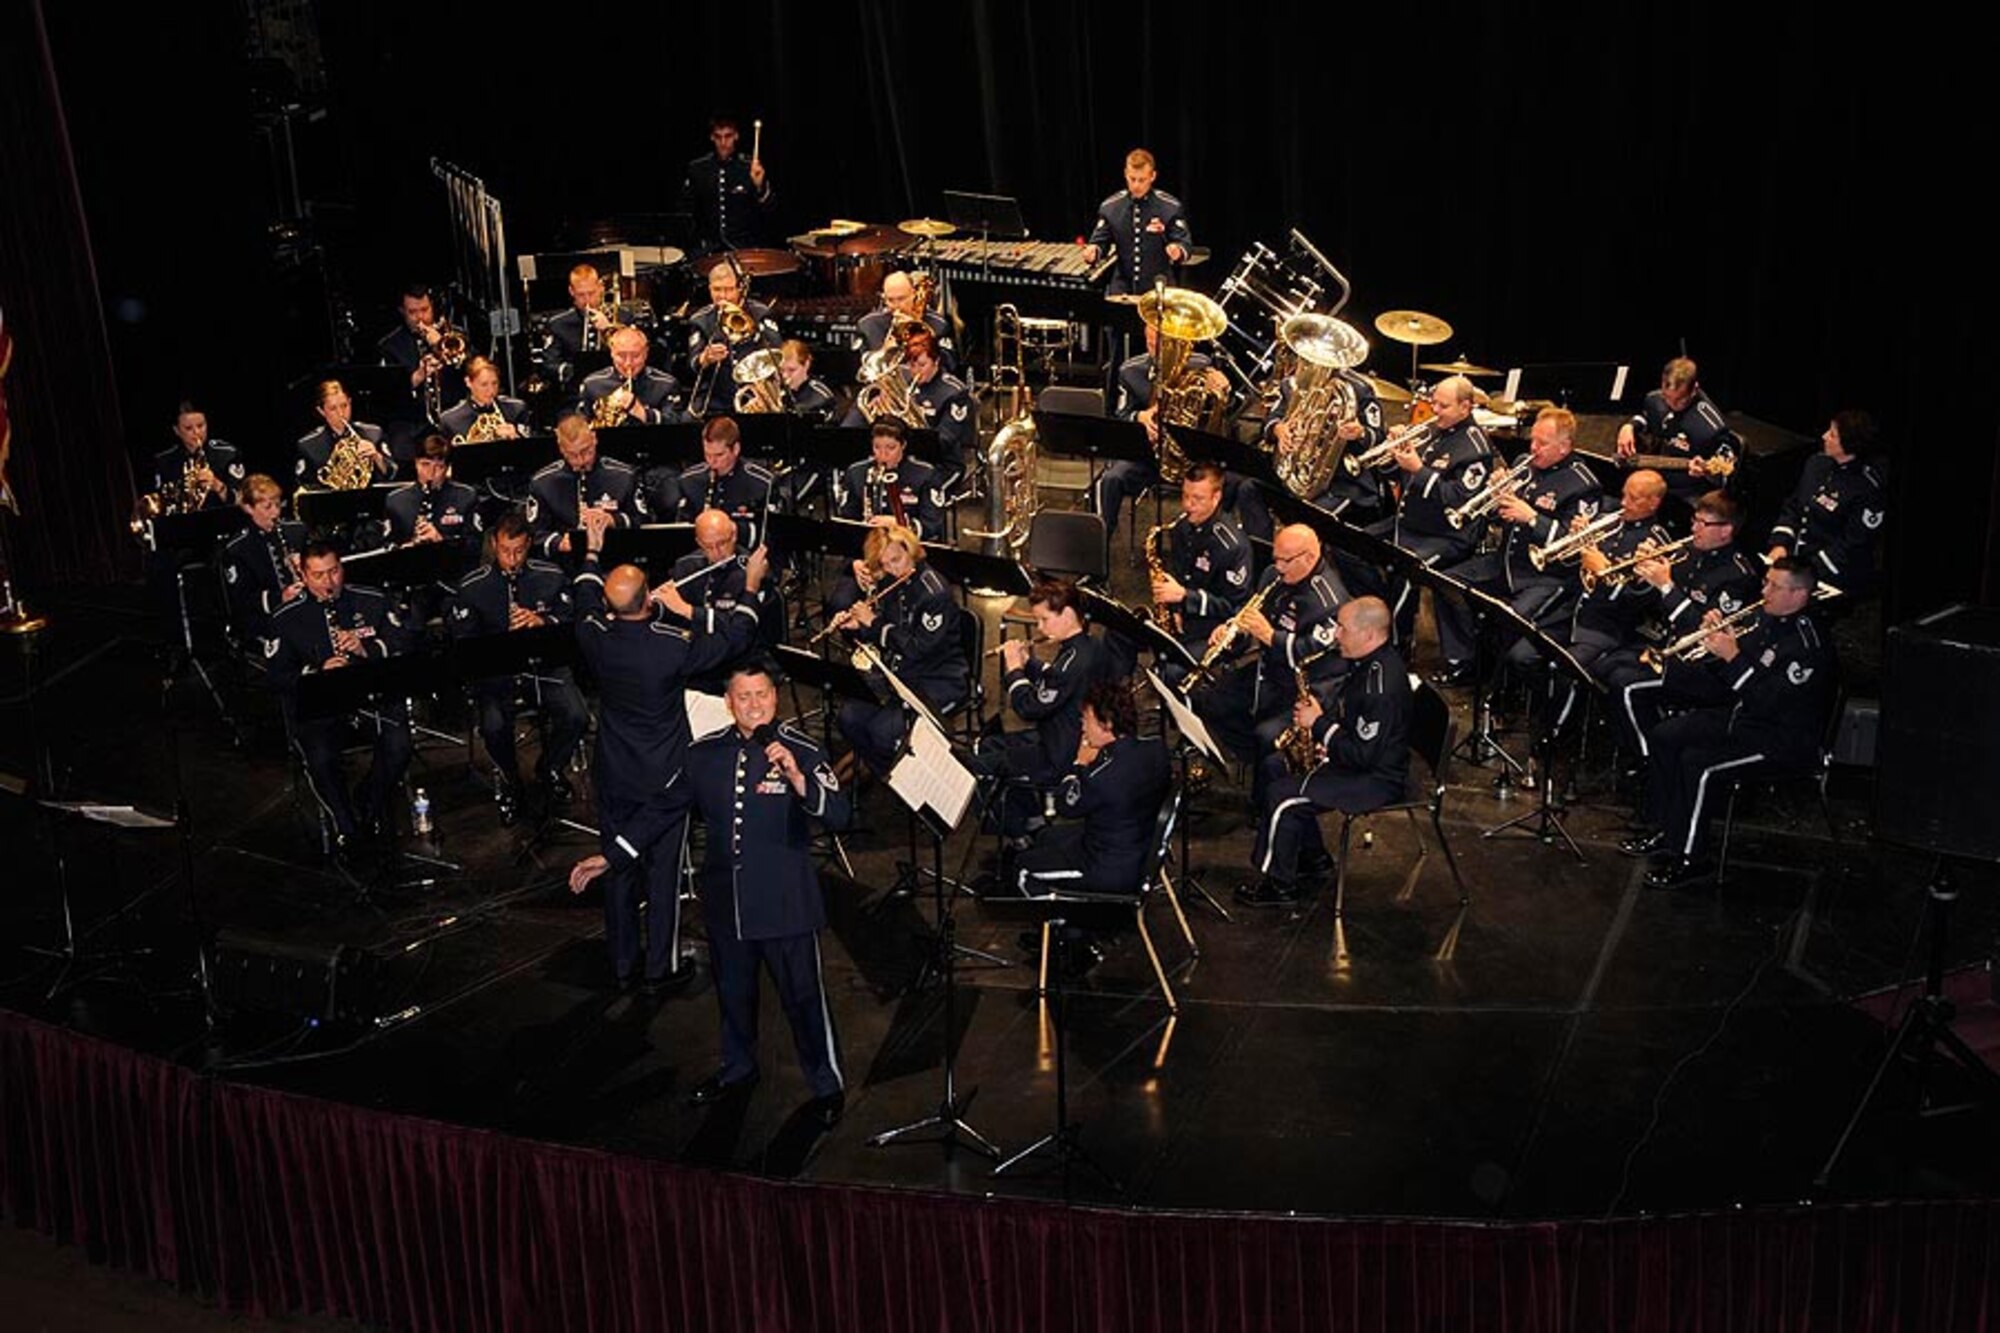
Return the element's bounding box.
[496,786,520,828]
[614,972,637,994]
[1645,857,1705,889]
[1233,877,1305,908]
[641,967,693,997]
[538,765,574,802]
[1053,941,1103,982]
[805,1090,845,1129]
[686,1069,758,1105]
[1618,830,1668,858]
[1430,661,1477,688]
[1297,851,1337,883]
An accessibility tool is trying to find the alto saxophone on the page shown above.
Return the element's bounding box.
[1181,580,1275,692]
[1274,665,1322,775]
[1144,524,1179,635]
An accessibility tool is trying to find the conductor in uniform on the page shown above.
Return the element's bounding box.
[568,518,768,990]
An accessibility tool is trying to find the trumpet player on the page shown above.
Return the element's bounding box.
[831,418,945,541]
[528,412,647,559]
[1432,406,1602,681]
[295,379,394,488]
[578,326,686,429]
[449,513,588,826]
[971,578,1112,839]
[1618,558,1835,888]
[544,264,618,376]
[1147,464,1253,679]
[1369,376,1493,651]
[1561,470,1673,679]
[221,474,306,646]
[830,524,968,778]
[439,357,531,443]
[686,259,781,416]
[153,401,242,508]
[1239,597,1408,909]
[666,415,775,550]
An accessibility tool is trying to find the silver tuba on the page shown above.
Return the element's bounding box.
[967,303,1039,558]
[1270,313,1368,499]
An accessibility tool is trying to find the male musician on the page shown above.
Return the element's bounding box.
[1615,357,1739,501]
[1562,469,1673,680]
[974,578,1112,837]
[566,520,766,990]
[666,507,783,656]
[1238,596,1410,908]
[381,434,482,555]
[438,357,531,443]
[221,473,305,646]
[685,259,782,416]
[901,328,975,486]
[450,513,588,825]
[1094,321,1230,540]
[264,541,415,848]
[1193,522,1348,809]
[528,412,647,559]
[669,414,775,549]
[579,326,686,428]
[679,115,774,255]
[852,271,956,373]
[1432,405,1601,678]
[1610,490,1763,763]
[1618,558,1835,887]
[1262,367,1388,522]
[376,284,465,445]
[543,263,618,379]
[152,401,243,507]
[1766,409,1886,597]
[831,524,968,777]
[578,661,849,1124]
[1148,463,1253,676]
[1367,375,1493,657]
[831,418,946,541]
[778,339,839,422]
[1081,148,1192,296]
[295,379,395,489]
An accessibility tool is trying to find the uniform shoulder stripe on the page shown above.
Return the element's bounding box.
[526,559,562,575]
[1098,190,1127,210]
[532,460,566,479]
[271,599,310,621]
[743,462,774,482]
[646,621,691,639]
[1155,190,1184,206]
[599,458,634,475]
[458,566,494,588]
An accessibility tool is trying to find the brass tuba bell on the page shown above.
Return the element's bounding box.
[1270,313,1368,499]
[1138,283,1229,484]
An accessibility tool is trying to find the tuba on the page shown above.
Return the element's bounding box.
[317,425,376,491]
[1270,313,1369,499]
[732,348,787,413]
[968,303,1040,558]
[1139,282,1230,484]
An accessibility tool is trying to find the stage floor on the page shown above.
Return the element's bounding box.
[3,584,1995,1221]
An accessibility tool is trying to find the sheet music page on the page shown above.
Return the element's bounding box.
[685,689,733,740]
[887,715,977,827]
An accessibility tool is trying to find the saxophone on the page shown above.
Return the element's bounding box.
[317,425,376,490]
[1144,524,1179,635]
[1274,665,1322,775]
[1181,580,1275,692]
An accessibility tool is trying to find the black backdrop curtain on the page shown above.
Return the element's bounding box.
[7,1,1994,605]
[0,0,135,587]
[4,1009,1997,1333]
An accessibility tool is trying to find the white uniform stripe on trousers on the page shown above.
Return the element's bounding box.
[1623,679,1663,757]
[1685,753,1767,858]
[1260,796,1315,875]
[812,935,843,1090]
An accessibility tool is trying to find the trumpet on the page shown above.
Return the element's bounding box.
[1445,457,1533,530]
[1581,533,1692,593]
[807,570,913,645]
[1529,511,1624,570]
[1640,602,1762,673]
[1342,419,1434,475]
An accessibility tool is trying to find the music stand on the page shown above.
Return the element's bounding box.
[147,507,250,740]
[600,522,699,572]
[1478,620,1605,861]
[925,545,1034,602]
[867,710,1004,1162]
[293,483,400,537]
[1147,667,1233,921]
[445,433,560,486]
[1029,411,1152,464]
[449,624,596,854]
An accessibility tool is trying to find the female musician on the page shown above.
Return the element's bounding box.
[830,524,968,776]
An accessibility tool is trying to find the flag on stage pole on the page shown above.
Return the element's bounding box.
[0,303,16,514]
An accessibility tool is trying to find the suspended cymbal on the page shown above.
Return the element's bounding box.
[814,218,867,238]
[1374,309,1453,346]
[1361,373,1413,404]
[1419,357,1502,377]
[898,217,957,238]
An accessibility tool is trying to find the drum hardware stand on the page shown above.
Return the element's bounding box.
[1817,855,2000,1185]
[993,918,1122,1197]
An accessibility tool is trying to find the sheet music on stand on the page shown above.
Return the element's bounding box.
[1146,668,1227,767]
[887,714,978,831]
[685,687,733,741]
[39,802,177,831]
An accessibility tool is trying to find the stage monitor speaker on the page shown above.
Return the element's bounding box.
[212,929,384,1024]
[1875,605,2000,863]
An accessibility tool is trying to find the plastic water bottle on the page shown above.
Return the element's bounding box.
[412,787,433,837]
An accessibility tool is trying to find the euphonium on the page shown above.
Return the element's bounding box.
[855,326,929,428]
[1343,419,1434,475]
[1139,282,1230,484]
[1445,456,1534,530]
[317,425,376,491]
[967,302,1041,558]
[732,349,786,413]
[1270,314,1369,499]
[1529,510,1624,570]
[1582,533,1693,593]
[1641,602,1763,672]
[1181,580,1276,692]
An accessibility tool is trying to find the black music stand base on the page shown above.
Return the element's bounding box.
[168,567,244,747]
[1482,710,1585,862]
[1171,741,1232,922]
[867,823,1003,1161]
[992,922,1122,1197]
[1817,861,2000,1186]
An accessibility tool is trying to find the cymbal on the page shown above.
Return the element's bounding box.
[1374,309,1453,346]
[898,217,957,238]
[814,218,867,238]
[1103,293,1143,306]
[1361,374,1412,403]
[1419,357,1501,377]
